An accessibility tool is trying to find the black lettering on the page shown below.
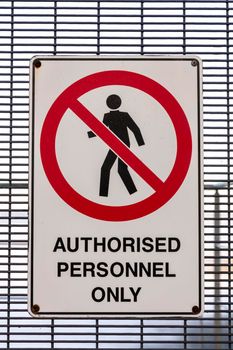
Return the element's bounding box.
[80,237,92,252]
[130,287,141,302]
[70,262,81,277]
[139,262,151,277]
[142,237,154,252]
[83,262,95,277]
[168,238,181,252]
[57,262,68,277]
[53,237,66,252]
[67,237,79,252]
[125,262,138,277]
[92,287,105,302]
[156,238,166,252]
[153,262,164,277]
[94,237,106,252]
[110,262,124,277]
[96,262,108,277]
[123,237,135,252]
[136,237,141,252]
[165,262,176,277]
[108,237,121,252]
[120,287,131,302]
[107,287,119,302]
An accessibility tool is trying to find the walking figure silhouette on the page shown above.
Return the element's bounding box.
[88,94,145,197]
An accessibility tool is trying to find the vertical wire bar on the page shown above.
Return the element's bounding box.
[96,3,101,347]
[140,319,144,349]
[140,3,144,347]
[96,319,99,349]
[51,319,54,349]
[214,189,221,349]
[226,2,232,349]
[140,1,144,349]
[140,1,144,55]
[6,2,14,348]
[182,1,186,56]
[182,2,187,349]
[51,1,58,347]
[97,1,100,55]
[53,0,57,56]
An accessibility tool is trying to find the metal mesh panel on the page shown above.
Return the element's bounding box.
[0,0,232,349]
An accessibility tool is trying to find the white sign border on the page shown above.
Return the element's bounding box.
[29,55,203,318]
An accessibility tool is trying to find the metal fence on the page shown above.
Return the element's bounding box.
[0,0,232,349]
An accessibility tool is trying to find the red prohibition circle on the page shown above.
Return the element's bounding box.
[40,70,192,221]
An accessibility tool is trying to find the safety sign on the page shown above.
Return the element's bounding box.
[29,56,203,318]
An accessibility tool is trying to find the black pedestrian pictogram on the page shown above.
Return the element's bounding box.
[88,94,145,197]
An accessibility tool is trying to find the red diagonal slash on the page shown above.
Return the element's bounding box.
[69,99,163,192]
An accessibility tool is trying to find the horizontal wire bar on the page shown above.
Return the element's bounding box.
[7,0,233,3]
[0,44,232,50]
[2,12,233,17]
[3,18,232,24]
[0,5,230,11]
[0,36,230,40]
[1,28,233,33]
[0,348,200,350]
[1,58,233,63]
[0,338,233,344]
[0,330,232,337]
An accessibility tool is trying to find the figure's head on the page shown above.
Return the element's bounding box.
[106,94,121,110]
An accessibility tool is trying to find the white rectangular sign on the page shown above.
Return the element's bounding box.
[29,56,203,318]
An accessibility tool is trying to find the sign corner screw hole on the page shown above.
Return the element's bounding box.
[191,60,198,67]
[192,305,200,314]
[34,60,41,68]
[32,304,40,313]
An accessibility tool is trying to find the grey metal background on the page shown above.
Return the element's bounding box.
[0,0,232,349]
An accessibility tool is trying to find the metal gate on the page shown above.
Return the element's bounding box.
[0,0,232,349]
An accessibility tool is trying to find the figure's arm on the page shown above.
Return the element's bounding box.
[87,114,109,138]
[126,114,145,146]
[103,114,109,127]
[87,131,96,138]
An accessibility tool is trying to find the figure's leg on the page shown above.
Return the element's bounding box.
[99,150,117,196]
[118,159,137,194]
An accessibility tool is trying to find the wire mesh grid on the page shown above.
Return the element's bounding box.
[0,0,232,349]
